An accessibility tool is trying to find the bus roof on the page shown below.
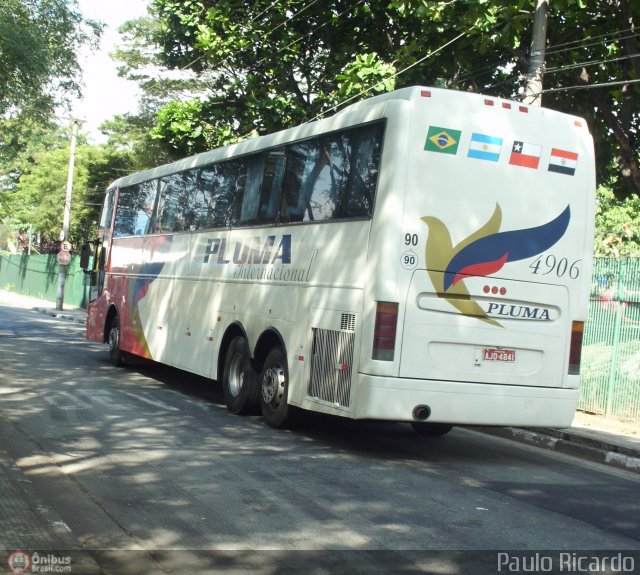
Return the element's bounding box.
[112,86,588,190]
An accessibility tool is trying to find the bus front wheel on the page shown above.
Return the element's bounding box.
[222,336,259,415]
[107,316,125,367]
[259,346,297,429]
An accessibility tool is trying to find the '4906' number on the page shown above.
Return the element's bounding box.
[529,255,581,279]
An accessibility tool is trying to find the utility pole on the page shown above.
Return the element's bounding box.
[523,0,549,106]
[55,118,82,311]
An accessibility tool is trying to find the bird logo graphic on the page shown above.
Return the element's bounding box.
[422,204,571,326]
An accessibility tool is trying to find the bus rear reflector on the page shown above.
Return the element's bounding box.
[569,321,584,375]
[373,302,399,361]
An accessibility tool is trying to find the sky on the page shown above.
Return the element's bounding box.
[72,0,150,142]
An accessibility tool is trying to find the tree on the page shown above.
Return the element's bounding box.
[0,0,102,117]
[9,134,132,250]
[388,0,640,198]
[115,0,424,156]
[116,0,639,201]
[594,185,640,256]
[0,0,103,222]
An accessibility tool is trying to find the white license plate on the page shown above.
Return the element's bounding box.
[483,348,516,362]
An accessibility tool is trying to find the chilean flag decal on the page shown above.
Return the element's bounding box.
[509,141,542,169]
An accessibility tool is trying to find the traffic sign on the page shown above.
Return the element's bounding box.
[61,240,72,252]
[57,250,72,265]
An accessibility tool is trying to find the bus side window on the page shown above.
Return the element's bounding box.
[303,139,335,222]
[238,155,265,226]
[257,149,286,224]
[339,123,382,218]
[282,141,324,223]
[180,171,200,230]
[213,161,244,228]
[114,182,157,237]
[155,173,195,233]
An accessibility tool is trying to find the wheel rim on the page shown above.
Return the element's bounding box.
[261,364,285,408]
[228,353,245,398]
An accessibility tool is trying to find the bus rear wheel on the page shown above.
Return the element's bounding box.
[222,336,259,415]
[410,422,453,437]
[259,346,297,429]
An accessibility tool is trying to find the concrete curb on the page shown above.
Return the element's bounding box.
[32,307,87,325]
[472,426,640,475]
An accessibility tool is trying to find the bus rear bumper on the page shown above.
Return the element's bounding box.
[353,374,579,428]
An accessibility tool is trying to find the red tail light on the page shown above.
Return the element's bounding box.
[569,321,584,375]
[372,302,399,361]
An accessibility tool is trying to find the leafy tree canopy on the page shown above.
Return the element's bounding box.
[114,0,639,201]
[389,0,640,198]
[0,0,103,118]
[595,185,640,257]
[5,128,133,250]
[0,0,104,224]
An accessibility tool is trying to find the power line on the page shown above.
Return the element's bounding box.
[545,31,640,57]
[182,0,322,73]
[308,30,469,122]
[540,78,640,94]
[545,53,640,75]
[452,28,640,89]
[544,26,635,54]
[252,0,366,69]
[181,0,281,70]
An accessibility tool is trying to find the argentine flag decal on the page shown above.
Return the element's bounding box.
[467,133,503,162]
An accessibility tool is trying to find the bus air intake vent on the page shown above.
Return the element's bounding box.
[340,313,356,332]
[308,328,354,408]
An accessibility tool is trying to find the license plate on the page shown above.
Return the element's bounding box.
[483,348,516,362]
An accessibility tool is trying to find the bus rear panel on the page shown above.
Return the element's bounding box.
[355,88,595,427]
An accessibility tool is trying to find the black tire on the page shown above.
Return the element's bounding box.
[222,336,260,415]
[107,316,125,367]
[259,346,298,429]
[410,422,453,437]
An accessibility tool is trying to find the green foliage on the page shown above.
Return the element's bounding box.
[0,0,102,117]
[594,185,640,257]
[329,53,397,107]
[112,0,639,200]
[7,133,133,249]
[0,1,105,234]
[388,0,640,198]
[117,0,420,157]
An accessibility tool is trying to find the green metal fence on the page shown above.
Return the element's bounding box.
[0,254,88,308]
[581,258,640,421]
[0,253,638,420]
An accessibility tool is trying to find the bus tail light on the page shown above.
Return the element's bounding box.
[568,321,584,375]
[372,302,399,361]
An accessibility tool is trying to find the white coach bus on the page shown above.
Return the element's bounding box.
[82,86,595,433]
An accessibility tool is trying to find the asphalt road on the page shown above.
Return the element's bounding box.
[0,304,639,574]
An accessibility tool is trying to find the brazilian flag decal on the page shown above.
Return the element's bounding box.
[425,126,462,154]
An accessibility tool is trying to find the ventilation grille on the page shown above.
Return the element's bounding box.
[340,313,356,332]
[308,328,354,408]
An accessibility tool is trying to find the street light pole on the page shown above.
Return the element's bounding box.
[523,0,549,106]
[55,118,82,311]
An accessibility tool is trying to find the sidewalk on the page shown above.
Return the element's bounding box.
[0,289,87,325]
[0,289,639,474]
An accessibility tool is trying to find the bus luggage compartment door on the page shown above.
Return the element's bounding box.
[399,273,570,388]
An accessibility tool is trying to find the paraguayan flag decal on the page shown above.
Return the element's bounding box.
[467,133,503,162]
[548,148,578,176]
